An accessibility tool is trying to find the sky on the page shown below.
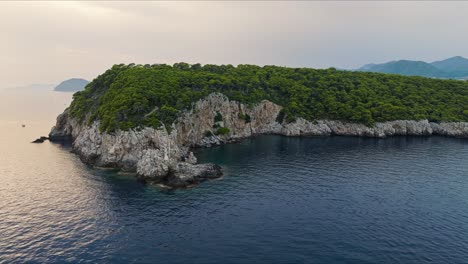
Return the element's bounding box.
[2,1,468,87]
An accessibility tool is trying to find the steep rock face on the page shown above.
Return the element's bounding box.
[173,93,283,146]
[431,122,468,137]
[49,111,74,140]
[49,93,468,187]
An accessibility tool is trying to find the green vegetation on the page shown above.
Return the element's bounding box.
[69,63,468,132]
[238,113,251,123]
[215,127,230,135]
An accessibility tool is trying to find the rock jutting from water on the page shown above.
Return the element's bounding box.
[49,93,468,187]
[31,136,49,143]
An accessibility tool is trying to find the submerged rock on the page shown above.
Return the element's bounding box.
[49,92,468,188]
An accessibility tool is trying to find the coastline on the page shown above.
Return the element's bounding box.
[49,93,468,187]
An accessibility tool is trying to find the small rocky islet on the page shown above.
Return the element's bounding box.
[47,63,468,188]
[31,136,49,143]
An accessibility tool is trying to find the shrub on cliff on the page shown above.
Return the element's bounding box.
[215,127,230,135]
[238,113,251,123]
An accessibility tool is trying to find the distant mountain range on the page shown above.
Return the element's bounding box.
[3,83,54,91]
[358,56,468,79]
[54,78,89,92]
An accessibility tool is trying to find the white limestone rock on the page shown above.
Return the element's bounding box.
[49,92,468,187]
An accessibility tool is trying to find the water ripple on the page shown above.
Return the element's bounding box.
[1,128,468,263]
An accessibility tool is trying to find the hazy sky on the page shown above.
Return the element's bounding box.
[2,1,468,87]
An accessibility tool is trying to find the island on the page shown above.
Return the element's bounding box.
[49,63,468,187]
[54,78,90,92]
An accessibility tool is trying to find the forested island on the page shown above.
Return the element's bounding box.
[54,78,89,92]
[70,63,468,133]
[50,63,468,187]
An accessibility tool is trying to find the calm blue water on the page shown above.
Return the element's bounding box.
[1,90,468,263]
[2,127,468,263]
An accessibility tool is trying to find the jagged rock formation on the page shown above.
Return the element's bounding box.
[50,93,468,187]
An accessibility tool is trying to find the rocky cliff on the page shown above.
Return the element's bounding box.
[50,93,468,187]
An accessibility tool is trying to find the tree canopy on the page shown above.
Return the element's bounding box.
[69,63,468,132]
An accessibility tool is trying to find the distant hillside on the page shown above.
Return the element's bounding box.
[358,56,468,79]
[359,63,377,71]
[4,83,54,91]
[360,60,446,78]
[431,56,468,77]
[54,78,89,92]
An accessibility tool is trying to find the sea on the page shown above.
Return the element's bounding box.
[1,87,468,263]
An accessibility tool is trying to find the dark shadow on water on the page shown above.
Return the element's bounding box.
[49,139,73,149]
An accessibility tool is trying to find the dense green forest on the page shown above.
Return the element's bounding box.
[69,63,468,132]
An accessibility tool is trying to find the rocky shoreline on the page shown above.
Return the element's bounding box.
[49,93,468,187]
